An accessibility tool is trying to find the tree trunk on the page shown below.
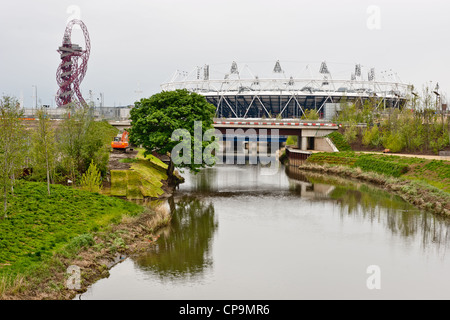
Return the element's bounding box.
[45,139,50,195]
[167,158,175,186]
[3,185,7,218]
[46,159,50,195]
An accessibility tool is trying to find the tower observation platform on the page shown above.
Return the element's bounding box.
[161,61,412,120]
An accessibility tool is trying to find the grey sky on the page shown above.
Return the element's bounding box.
[1,0,449,108]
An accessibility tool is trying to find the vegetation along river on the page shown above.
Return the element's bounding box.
[78,163,450,300]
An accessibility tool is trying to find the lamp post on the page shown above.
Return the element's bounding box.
[32,85,38,117]
[433,83,442,126]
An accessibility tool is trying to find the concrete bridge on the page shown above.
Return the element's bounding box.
[109,118,340,152]
[212,119,339,151]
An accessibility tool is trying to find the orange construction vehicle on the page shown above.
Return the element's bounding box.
[111,129,130,152]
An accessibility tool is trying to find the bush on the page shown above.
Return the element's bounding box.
[382,132,405,153]
[362,126,382,147]
[66,233,95,253]
[301,109,320,120]
[80,160,102,193]
[342,122,358,144]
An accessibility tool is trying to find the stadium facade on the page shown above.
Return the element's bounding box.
[160,61,412,120]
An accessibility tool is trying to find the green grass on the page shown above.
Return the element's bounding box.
[110,150,168,200]
[110,170,128,196]
[307,152,450,193]
[136,148,168,170]
[326,132,352,151]
[0,181,143,276]
[354,156,409,177]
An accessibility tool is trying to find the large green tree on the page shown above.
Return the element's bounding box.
[129,89,217,182]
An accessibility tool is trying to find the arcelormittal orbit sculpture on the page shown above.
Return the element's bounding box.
[56,19,91,108]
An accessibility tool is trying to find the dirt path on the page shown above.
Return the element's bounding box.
[108,149,138,170]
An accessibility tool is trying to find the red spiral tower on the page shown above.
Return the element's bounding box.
[56,19,91,108]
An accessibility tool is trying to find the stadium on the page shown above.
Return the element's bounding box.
[160,61,412,120]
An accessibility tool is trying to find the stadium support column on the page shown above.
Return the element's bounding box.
[298,133,308,151]
[297,132,307,151]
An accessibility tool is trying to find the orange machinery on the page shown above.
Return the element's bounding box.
[111,129,130,152]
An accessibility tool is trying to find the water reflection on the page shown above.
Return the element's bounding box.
[285,165,450,255]
[81,163,450,299]
[133,196,218,282]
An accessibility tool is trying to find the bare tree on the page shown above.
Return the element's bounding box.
[32,107,57,195]
[0,96,26,217]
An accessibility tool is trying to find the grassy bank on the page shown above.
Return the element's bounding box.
[109,149,171,200]
[299,152,450,216]
[0,180,171,300]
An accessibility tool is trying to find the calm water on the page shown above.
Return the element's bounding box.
[78,164,450,300]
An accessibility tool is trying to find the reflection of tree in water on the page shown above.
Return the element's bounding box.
[287,167,450,255]
[331,184,450,254]
[134,196,218,280]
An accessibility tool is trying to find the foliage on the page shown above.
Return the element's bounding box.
[301,109,319,120]
[81,120,118,175]
[381,132,405,153]
[0,96,27,216]
[129,89,217,176]
[307,151,450,192]
[31,107,58,195]
[333,82,450,154]
[0,180,143,275]
[362,126,382,147]
[342,121,358,144]
[57,107,118,182]
[326,132,352,151]
[285,136,298,146]
[80,160,102,193]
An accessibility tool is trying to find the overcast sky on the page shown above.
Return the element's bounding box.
[1,0,449,108]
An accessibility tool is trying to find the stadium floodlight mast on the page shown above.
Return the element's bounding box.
[161,60,411,119]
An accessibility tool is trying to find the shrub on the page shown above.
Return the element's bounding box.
[80,160,102,193]
[65,233,95,253]
[285,136,298,146]
[382,132,405,153]
[362,126,382,147]
[342,122,358,144]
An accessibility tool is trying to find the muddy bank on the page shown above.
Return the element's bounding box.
[1,201,172,300]
[1,149,181,300]
[297,163,450,217]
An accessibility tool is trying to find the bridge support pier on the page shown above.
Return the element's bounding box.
[297,135,308,151]
[301,137,308,151]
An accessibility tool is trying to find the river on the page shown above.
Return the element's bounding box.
[78,163,450,300]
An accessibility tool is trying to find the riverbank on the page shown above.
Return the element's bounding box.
[0,150,178,300]
[0,185,173,300]
[295,155,450,217]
